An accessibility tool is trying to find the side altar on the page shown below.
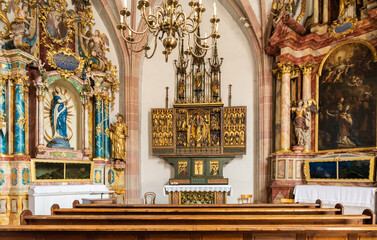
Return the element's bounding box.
[0,1,126,224]
[151,39,246,204]
[266,0,377,203]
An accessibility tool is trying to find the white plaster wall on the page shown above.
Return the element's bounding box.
[140,0,257,204]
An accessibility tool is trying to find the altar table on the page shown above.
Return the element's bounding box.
[294,185,377,212]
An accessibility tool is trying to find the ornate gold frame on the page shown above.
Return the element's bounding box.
[328,17,358,39]
[46,47,85,79]
[303,156,375,182]
[39,0,76,48]
[315,39,377,153]
[31,159,94,183]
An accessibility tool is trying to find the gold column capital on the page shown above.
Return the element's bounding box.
[12,73,29,86]
[277,62,294,74]
[0,74,8,85]
[300,63,316,75]
[94,92,104,100]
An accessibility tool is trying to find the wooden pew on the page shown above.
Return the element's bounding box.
[50,204,343,216]
[21,209,375,226]
[2,224,377,239]
[72,199,323,209]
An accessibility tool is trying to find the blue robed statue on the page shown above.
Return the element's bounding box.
[47,87,72,149]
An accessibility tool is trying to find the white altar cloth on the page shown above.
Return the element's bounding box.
[28,184,112,215]
[294,185,377,211]
[163,185,232,196]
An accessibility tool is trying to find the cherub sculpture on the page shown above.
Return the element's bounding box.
[291,99,318,146]
[82,29,109,61]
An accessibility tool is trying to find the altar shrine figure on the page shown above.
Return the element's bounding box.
[47,87,71,149]
[110,114,128,160]
[291,99,317,147]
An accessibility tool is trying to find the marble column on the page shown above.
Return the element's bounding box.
[0,74,7,154]
[83,97,90,154]
[7,77,13,154]
[103,96,110,160]
[94,93,104,159]
[14,74,27,155]
[314,0,319,24]
[279,63,293,152]
[36,88,45,148]
[323,0,329,23]
[302,64,314,153]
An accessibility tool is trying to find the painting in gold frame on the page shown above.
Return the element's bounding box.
[31,159,93,182]
[304,156,375,182]
[316,40,377,152]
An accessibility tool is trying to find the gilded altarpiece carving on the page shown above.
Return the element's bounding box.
[152,39,246,204]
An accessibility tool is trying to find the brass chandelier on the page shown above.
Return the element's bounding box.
[117,0,220,62]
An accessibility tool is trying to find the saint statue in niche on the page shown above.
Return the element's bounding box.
[47,87,72,149]
[110,114,128,161]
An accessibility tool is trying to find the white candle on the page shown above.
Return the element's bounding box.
[204,32,207,44]
[213,2,217,16]
[149,7,152,15]
[123,0,127,9]
[128,29,132,36]
[121,15,125,24]
[199,0,202,4]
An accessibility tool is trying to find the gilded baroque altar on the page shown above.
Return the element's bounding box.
[266,0,377,203]
[0,0,124,224]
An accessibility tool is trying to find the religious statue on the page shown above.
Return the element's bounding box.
[338,0,354,20]
[48,87,71,149]
[212,72,219,100]
[178,74,185,101]
[10,3,31,50]
[190,115,209,147]
[82,29,110,61]
[291,99,317,147]
[110,114,128,161]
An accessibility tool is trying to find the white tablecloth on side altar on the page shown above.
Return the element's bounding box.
[294,185,377,210]
[163,185,232,196]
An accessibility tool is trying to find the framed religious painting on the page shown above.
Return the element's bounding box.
[316,40,377,152]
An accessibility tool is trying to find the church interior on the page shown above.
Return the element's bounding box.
[0,0,376,239]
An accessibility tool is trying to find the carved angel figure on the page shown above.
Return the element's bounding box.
[291,99,318,146]
[10,3,31,50]
[82,29,109,61]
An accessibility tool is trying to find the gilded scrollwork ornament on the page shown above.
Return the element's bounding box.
[0,0,10,39]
